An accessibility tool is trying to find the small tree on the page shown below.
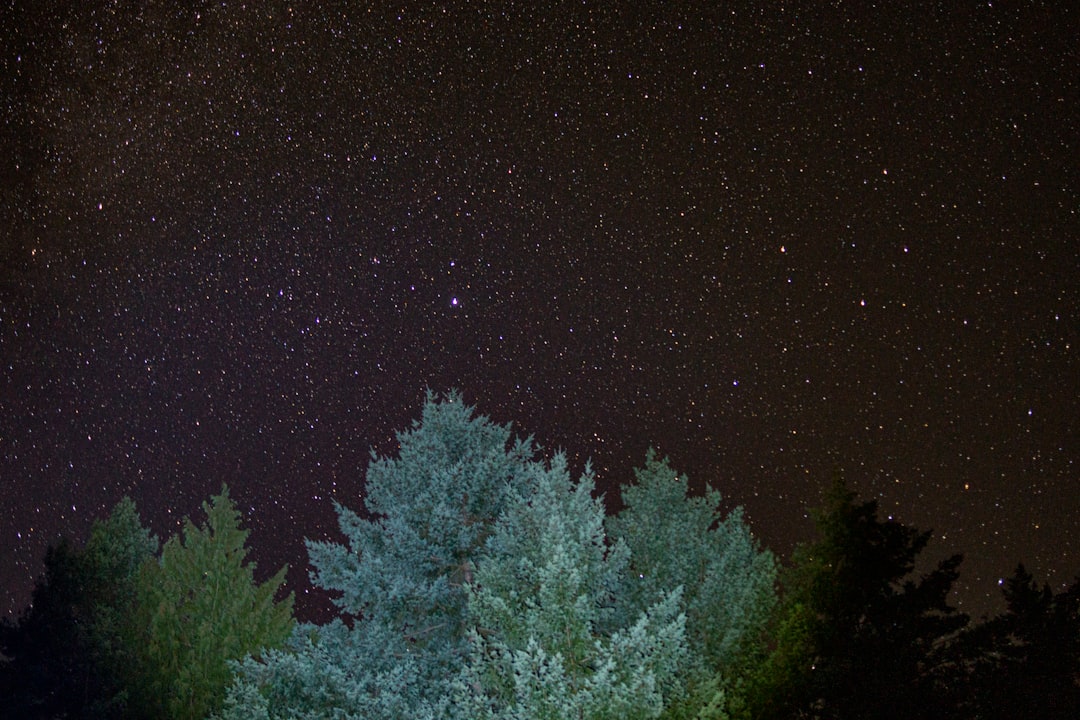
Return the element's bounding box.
[128,486,293,720]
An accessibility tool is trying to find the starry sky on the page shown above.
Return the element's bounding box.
[2,1,1077,623]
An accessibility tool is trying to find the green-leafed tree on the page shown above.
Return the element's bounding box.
[456,453,688,719]
[607,450,777,718]
[127,486,293,720]
[0,496,157,719]
[743,477,968,720]
[220,391,538,719]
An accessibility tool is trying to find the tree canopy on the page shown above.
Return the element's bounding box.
[5,395,1077,719]
[956,563,1080,719]
[221,393,774,719]
[222,391,538,718]
[458,453,689,719]
[0,497,158,719]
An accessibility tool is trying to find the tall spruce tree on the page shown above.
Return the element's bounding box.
[127,486,293,720]
[457,453,688,719]
[607,450,777,718]
[221,391,538,719]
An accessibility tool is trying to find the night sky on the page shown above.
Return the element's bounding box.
[2,1,1077,623]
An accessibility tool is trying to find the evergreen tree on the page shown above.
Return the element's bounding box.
[958,564,1080,719]
[0,538,94,719]
[127,486,293,720]
[457,453,688,719]
[0,497,157,719]
[221,394,698,718]
[79,496,161,718]
[607,450,777,718]
[743,477,967,720]
[221,391,537,719]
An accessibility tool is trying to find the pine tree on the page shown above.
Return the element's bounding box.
[457,453,688,719]
[128,486,293,720]
[606,450,777,718]
[80,496,160,718]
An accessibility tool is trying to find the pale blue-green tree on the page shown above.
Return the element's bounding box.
[219,391,537,719]
[454,453,689,719]
[219,397,771,719]
[606,450,777,718]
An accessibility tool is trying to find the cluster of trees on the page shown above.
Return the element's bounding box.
[0,490,293,719]
[740,482,1080,720]
[2,392,1078,719]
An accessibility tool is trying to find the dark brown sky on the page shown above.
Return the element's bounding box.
[2,1,1077,622]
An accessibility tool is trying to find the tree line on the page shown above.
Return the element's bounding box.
[2,392,1077,719]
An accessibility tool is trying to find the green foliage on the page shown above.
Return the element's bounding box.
[742,476,968,720]
[220,620,434,720]
[128,486,293,720]
[459,453,689,719]
[11,397,1078,719]
[223,394,707,718]
[608,450,777,677]
[308,390,533,632]
[82,496,161,716]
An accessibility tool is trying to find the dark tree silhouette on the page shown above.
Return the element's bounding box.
[957,564,1080,719]
[742,477,968,720]
[0,539,92,719]
[0,497,158,719]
